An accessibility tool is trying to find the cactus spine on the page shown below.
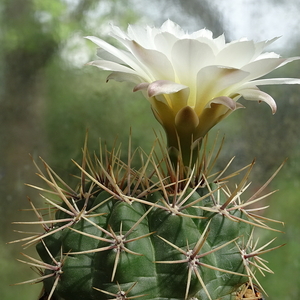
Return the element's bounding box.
[12,135,283,300]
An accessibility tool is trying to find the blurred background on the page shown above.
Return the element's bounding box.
[0,0,299,299]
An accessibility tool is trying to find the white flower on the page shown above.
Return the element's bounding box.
[86,20,300,162]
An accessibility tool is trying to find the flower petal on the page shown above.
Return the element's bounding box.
[147,80,190,113]
[171,39,215,85]
[125,40,176,81]
[252,37,280,59]
[85,36,150,80]
[209,33,226,52]
[133,82,150,92]
[238,88,277,114]
[206,96,244,110]
[276,56,300,68]
[241,58,288,81]
[190,28,214,40]
[161,19,185,38]
[87,60,138,74]
[109,23,129,40]
[255,52,280,60]
[85,36,130,64]
[243,78,300,87]
[195,66,249,112]
[175,106,199,132]
[107,72,143,84]
[195,104,233,139]
[127,24,160,49]
[243,56,300,82]
[96,48,125,64]
[216,40,256,68]
[146,80,188,97]
[154,32,179,56]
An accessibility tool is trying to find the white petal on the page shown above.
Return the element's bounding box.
[193,34,224,54]
[161,19,185,38]
[238,88,277,114]
[87,60,138,75]
[276,56,300,68]
[199,66,250,91]
[146,80,190,113]
[107,72,143,84]
[154,32,179,56]
[86,36,128,62]
[96,48,124,64]
[216,41,256,68]
[241,58,286,80]
[252,37,280,59]
[255,52,280,60]
[171,39,215,85]
[127,24,155,49]
[133,82,149,92]
[125,40,175,81]
[245,56,300,80]
[243,78,300,88]
[165,88,190,113]
[206,96,243,110]
[146,80,188,97]
[85,36,150,80]
[109,24,129,40]
[190,28,214,40]
[211,33,226,51]
[195,66,249,110]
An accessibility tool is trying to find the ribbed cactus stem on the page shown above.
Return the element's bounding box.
[11,135,284,300]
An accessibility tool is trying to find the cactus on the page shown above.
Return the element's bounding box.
[12,134,283,300]
[11,19,300,300]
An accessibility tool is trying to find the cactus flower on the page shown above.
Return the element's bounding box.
[86,20,300,164]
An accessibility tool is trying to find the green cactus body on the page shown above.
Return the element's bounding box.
[13,137,282,300]
[35,189,246,300]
